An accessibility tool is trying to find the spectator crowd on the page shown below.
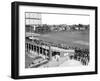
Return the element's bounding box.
[26,37,90,66]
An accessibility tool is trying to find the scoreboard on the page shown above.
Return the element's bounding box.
[25,12,42,25]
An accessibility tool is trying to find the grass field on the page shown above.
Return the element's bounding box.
[37,31,89,49]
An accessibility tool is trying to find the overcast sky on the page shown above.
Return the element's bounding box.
[41,13,90,25]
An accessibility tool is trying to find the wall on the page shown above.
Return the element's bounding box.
[0,0,99,81]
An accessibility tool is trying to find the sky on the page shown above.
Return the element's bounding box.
[41,13,90,25]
